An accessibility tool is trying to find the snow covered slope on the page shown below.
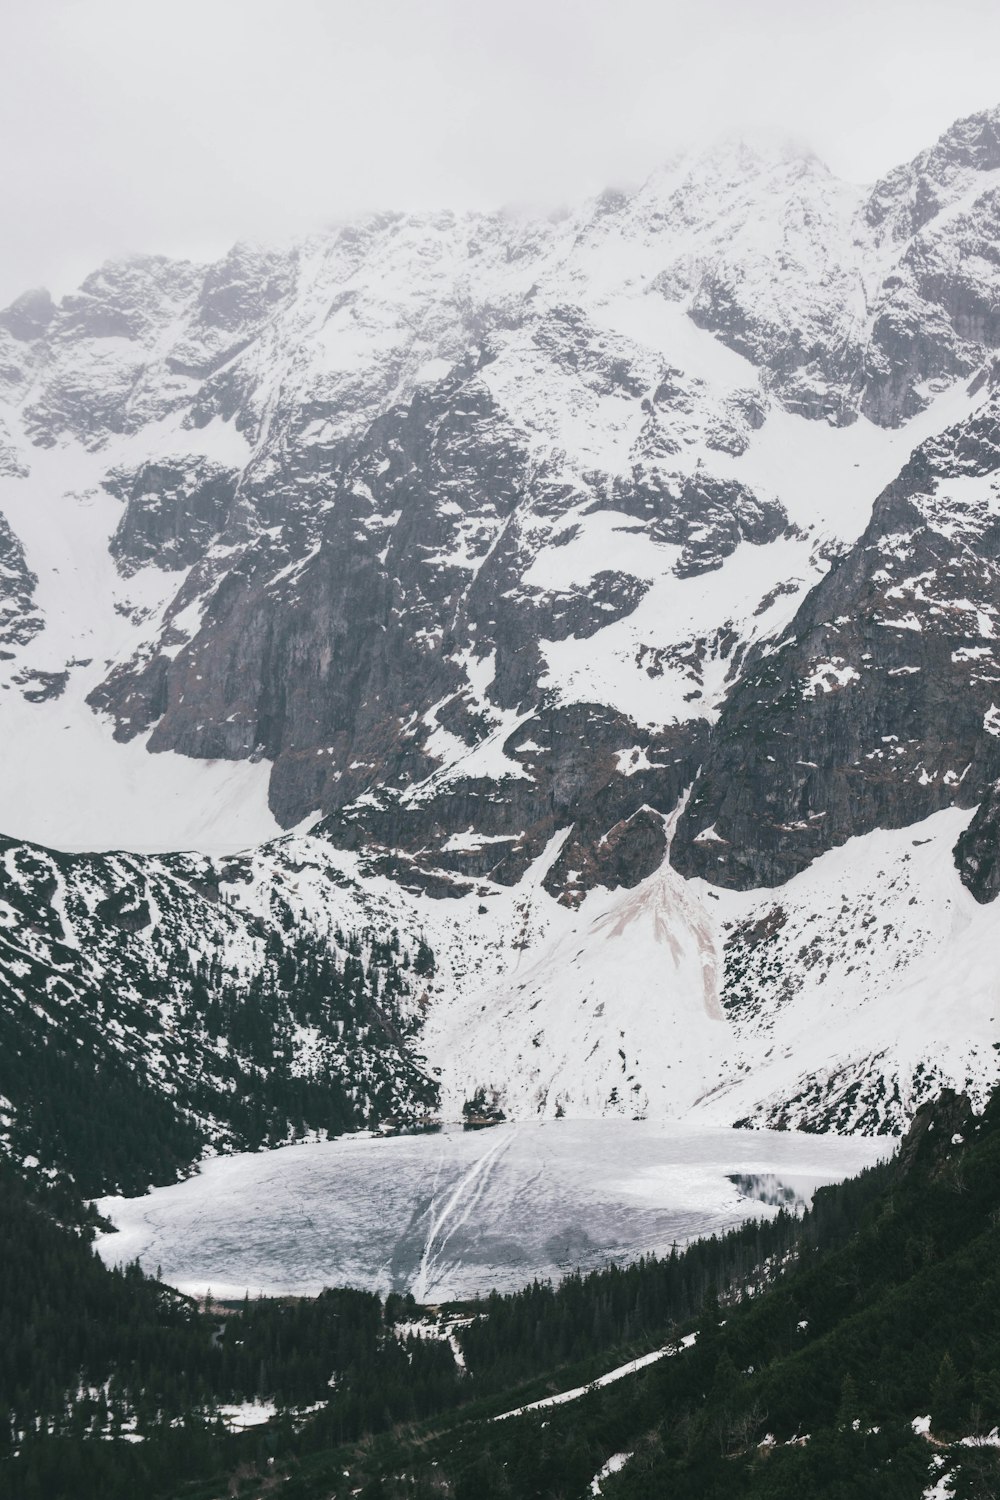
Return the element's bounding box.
[110,805,993,1138]
[0,421,278,850]
[702,809,1000,1132]
[3,106,1000,1150]
[0,830,440,1193]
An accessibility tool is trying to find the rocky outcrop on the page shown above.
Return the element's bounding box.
[954,783,1000,902]
[673,386,1000,888]
[891,1088,973,1180]
[0,287,55,342]
[657,109,1000,428]
[0,513,42,652]
[104,457,239,575]
[611,466,789,575]
[859,110,1000,425]
[319,706,708,901]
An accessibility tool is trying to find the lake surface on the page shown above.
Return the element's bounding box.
[94,1121,888,1302]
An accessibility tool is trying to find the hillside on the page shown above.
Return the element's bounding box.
[5,1087,1000,1499]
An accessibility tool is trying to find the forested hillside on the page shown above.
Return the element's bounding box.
[0,835,440,1196]
[5,1086,1000,1499]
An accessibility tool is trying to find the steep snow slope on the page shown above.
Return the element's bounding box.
[419,811,1000,1133]
[399,807,1000,1133]
[161,806,997,1135]
[0,415,277,850]
[702,808,1000,1131]
[418,817,729,1121]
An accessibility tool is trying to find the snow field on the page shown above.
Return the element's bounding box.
[94,1120,885,1303]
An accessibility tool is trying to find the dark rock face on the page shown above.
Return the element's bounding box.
[857,110,1000,426]
[673,387,1000,888]
[82,352,726,896]
[104,457,239,575]
[319,707,708,902]
[954,784,1000,902]
[531,304,649,398]
[12,669,68,703]
[142,373,525,803]
[610,468,789,576]
[0,514,42,651]
[196,242,296,333]
[688,270,866,428]
[94,886,152,932]
[859,192,1000,427]
[533,570,650,640]
[0,288,55,342]
[891,1088,973,1180]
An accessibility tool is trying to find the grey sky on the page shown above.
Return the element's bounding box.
[2,0,999,305]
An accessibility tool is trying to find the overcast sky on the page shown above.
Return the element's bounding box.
[2,0,1000,305]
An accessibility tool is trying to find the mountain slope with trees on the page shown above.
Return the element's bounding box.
[5,1086,1000,1499]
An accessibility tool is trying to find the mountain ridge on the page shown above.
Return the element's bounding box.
[3,104,1000,1143]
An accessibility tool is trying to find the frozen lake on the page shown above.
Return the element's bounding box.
[94,1121,888,1303]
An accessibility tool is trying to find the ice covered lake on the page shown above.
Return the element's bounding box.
[94,1121,888,1303]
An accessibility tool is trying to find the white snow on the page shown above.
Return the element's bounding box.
[421,815,732,1122]
[802,659,861,698]
[0,690,278,853]
[495,1334,699,1421]
[215,1401,277,1431]
[535,532,818,728]
[693,808,1000,1131]
[441,830,517,854]
[923,1467,955,1500]
[590,1452,634,1495]
[959,1428,1000,1448]
[93,1122,882,1303]
[395,1316,470,1370]
[413,357,454,385]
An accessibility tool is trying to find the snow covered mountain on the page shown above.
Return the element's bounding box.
[5,105,1000,1168]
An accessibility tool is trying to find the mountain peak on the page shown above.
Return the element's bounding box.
[866,100,1000,239]
[0,286,55,342]
[924,100,1000,173]
[684,126,830,182]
